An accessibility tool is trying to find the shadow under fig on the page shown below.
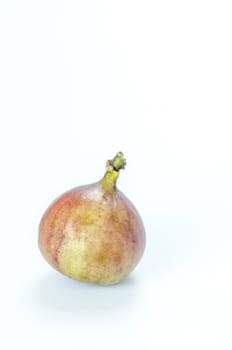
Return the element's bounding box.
[34,270,137,316]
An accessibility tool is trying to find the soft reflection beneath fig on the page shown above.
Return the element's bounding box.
[35,271,137,316]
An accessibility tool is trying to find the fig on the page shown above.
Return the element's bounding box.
[38,152,146,285]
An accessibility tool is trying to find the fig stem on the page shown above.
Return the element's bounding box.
[110,151,126,171]
[101,152,126,190]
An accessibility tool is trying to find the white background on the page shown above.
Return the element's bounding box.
[0,1,232,349]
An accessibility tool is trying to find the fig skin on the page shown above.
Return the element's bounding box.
[38,152,146,285]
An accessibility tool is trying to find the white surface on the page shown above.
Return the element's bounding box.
[0,1,232,349]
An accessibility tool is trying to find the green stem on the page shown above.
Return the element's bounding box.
[101,152,126,190]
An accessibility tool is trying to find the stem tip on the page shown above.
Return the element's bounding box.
[108,151,126,171]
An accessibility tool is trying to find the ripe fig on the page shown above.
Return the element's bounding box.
[38,152,146,285]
